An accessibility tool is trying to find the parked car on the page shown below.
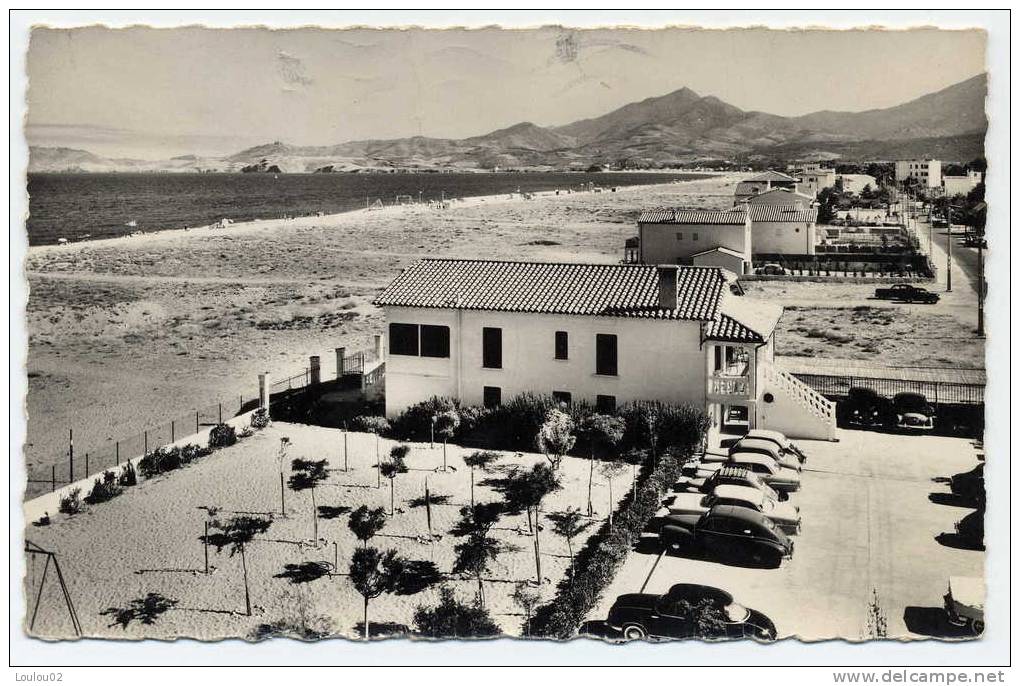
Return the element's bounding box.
[660,485,801,534]
[943,576,984,635]
[874,283,940,304]
[950,463,985,507]
[743,429,807,463]
[893,392,935,431]
[606,584,778,641]
[685,454,801,494]
[755,263,787,276]
[658,505,794,567]
[840,387,895,429]
[673,465,787,502]
[727,438,802,471]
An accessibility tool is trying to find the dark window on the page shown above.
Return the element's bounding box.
[596,394,616,414]
[389,323,419,356]
[420,325,450,358]
[482,327,502,369]
[554,331,569,360]
[552,391,572,407]
[596,334,618,376]
[483,386,501,408]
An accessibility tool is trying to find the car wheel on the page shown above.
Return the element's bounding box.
[622,624,648,640]
[971,619,984,635]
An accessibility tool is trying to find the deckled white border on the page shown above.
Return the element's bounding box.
[8,9,1011,668]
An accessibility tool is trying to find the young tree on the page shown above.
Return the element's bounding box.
[433,409,460,472]
[380,445,410,515]
[576,414,624,515]
[348,505,387,546]
[536,409,576,471]
[288,458,329,545]
[599,460,629,529]
[413,586,501,638]
[203,515,273,616]
[450,502,510,605]
[511,581,542,637]
[463,450,500,507]
[621,448,646,500]
[349,546,400,640]
[547,507,594,582]
[500,463,561,585]
[350,415,390,488]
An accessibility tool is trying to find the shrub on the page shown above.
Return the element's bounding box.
[388,396,462,442]
[59,487,82,515]
[350,415,391,436]
[250,407,271,430]
[85,470,124,504]
[118,461,138,487]
[529,446,691,638]
[412,586,501,639]
[138,446,183,478]
[209,423,237,448]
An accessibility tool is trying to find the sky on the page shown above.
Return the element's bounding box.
[26,25,987,159]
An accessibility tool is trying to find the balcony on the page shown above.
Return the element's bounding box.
[708,373,750,397]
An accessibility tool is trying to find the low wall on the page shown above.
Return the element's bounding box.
[740,274,934,284]
[23,409,257,525]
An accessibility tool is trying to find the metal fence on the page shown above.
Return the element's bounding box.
[23,394,259,501]
[791,373,985,406]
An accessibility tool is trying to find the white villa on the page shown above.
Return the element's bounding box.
[637,209,751,273]
[895,159,942,188]
[746,187,815,210]
[375,259,836,440]
[733,170,800,204]
[745,204,819,255]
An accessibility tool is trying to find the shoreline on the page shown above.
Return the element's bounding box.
[26,173,741,255]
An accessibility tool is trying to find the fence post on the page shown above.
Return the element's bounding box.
[144,430,148,456]
[68,429,74,484]
[259,373,271,410]
[171,420,175,443]
[310,356,321,385]
[195,411,200,434]
[218,403,223,424]
[374,334,383,360]
[336,347,346,377]
[116,441,120,466]
[51,465,56,493]
[85,453,89,477]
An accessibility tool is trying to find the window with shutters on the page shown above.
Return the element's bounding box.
[482,327,502,369]
[595,334,618,376]
[554,331,568,360]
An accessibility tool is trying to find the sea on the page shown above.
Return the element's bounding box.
[25,171,711,247]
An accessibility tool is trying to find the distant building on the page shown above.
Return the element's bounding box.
[376,258,836,439]
[797,168,837,197]
[943,170,983,197]
[837,173,879,195]
[746,205,819,255]
[637,209,752,273]
[734,170,800,204]
[895,159,942,188]
[746,187,815,210]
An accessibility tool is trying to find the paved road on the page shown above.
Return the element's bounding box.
[587,429,984,641]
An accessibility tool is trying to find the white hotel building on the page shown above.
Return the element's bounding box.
[375,259,836,440]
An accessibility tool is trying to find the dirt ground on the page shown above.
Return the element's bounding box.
[25,422,628,641]
[587,428,985,641]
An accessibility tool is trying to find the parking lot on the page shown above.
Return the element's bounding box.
[587,428,985,641]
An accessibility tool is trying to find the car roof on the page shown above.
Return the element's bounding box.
[745,429,789,445]
[708,504,769,524]
[664,584,734,605]
[714,484,764,503]
[734,438,781,454]
[728,452,775,466]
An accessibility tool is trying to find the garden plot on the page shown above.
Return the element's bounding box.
[25,422,627,640]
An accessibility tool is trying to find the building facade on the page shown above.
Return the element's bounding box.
[797,169,837,197]
[746,187,815,210]
[375,259,837,440]
[943,171,982,197]
[638,209,751,271]
[747,205,819,255]
[733,170,800,204]
[895,159,942,188]
[836,173,878,195]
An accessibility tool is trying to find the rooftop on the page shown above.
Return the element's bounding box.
[745,205,819,223]
[748,170,800,183]
[375,259,728,321]
[638,209,748,225]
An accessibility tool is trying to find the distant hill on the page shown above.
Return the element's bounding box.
[28,74,987,173]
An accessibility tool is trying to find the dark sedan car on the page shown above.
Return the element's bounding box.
[658,504,794,567]
[893,392,935,431]
[840,387,894,429]
[606,584,777,641]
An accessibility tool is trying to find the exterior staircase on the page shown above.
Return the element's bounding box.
[758,365,837,441]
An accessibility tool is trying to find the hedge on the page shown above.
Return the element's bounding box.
[527,446,691,638]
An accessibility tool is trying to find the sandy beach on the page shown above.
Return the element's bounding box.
[21,176,740,482]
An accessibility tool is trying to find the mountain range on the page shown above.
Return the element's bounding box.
[29,74,987,173]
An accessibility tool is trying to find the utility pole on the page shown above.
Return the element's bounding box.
[977,231,985,336]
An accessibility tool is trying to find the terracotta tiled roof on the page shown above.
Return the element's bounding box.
[375,259,726,321]
[638,209,748,225]
[705,295,783,343]
[704,314,764,343]
[746,205,818,223]
[746,187,815,204]
[691,246,746,259]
